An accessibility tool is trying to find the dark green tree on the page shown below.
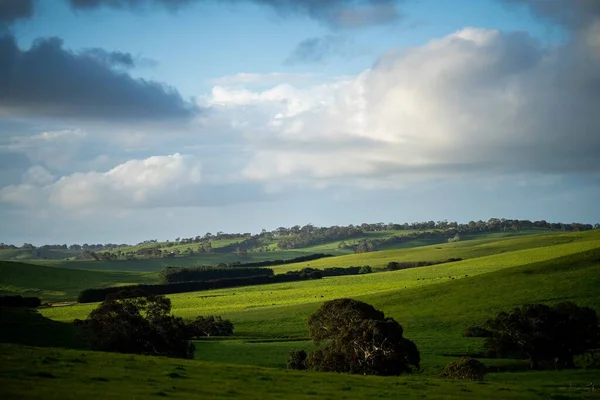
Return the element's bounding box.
[81,291,194,359]
[483,302,599,369]
[187,315,234,337]
[305,299,419,375]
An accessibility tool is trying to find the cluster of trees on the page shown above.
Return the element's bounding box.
[286,266,373,278]
[4,218,597,260]
[276,225,365,249]
[79,264,371,303]
[288,299,420,375]
[174,232,250,245]
[159,266,272,284]
[0,295,41,308]
[75,291,234,359]
[468,302,599,369]
[221,253,333,268]
[386,258,462,271]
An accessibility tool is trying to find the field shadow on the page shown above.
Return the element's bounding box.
[0,307,86,349]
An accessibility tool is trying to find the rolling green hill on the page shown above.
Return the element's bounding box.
[0,261,157,302]
[3,229,600,399]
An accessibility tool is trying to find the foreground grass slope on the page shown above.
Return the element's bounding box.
[1,343,598,400]
[0,261,156,302]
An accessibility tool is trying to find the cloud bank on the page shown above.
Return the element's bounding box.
[209,24,600,186]
[0,34,197,121]
[0,0,34,25]
[70,0,403,29]
[0,154,202,209]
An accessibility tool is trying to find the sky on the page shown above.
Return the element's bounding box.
[0,0,599,245]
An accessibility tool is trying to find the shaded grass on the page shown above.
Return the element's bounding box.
[0,261,157,302]
[2,343,599,399]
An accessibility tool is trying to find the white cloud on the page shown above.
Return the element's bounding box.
[22,165,54,185]
[0,154,203,210]
[50,153,201,208]
[207,72,316,86]
[200,26,600,186]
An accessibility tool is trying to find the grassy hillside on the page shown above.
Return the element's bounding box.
[5,344,599,400]
[0,261,157,302]
[3,229,600,399]
[30,249,326,272]
[4,245,600,399]
[41,230,600,327]
[271,230,600,273]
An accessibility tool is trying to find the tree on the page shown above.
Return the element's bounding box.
[483,302,599,369]
[187,315,234,337]
[80,291,194,359]
[304,298,420,375]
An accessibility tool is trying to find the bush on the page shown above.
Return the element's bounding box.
[463,325,491,338]
[0,295,41,308]
[287,349,307,370]
[187,316,233,337]
[441,357,486,380]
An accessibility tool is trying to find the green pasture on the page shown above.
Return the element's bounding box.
[40,232,600,326]
[2,229,600,399]
[4,343,599,399]
[270,230,600,273]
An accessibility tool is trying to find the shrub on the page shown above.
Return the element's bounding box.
[359,265,372,274]
[441,357,486,380]
[287,350,307,370]
[462,325,491,338]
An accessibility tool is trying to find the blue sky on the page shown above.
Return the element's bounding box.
[1,0,599,244]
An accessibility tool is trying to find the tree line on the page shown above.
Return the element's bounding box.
[78,264,375,303]
[159,266,272,284]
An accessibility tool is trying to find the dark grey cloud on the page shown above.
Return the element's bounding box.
[68,0,195,11]
[0,34,197,120]
[285,35,366,65]
[500,0,600,30]
[68,0,402,29]
[0,0,34,25]
[81,48,135,68]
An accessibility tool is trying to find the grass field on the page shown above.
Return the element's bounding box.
[2,229,600,399]
[0,261,156,302]
[41,230,600,334]
[4,343,600,399]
